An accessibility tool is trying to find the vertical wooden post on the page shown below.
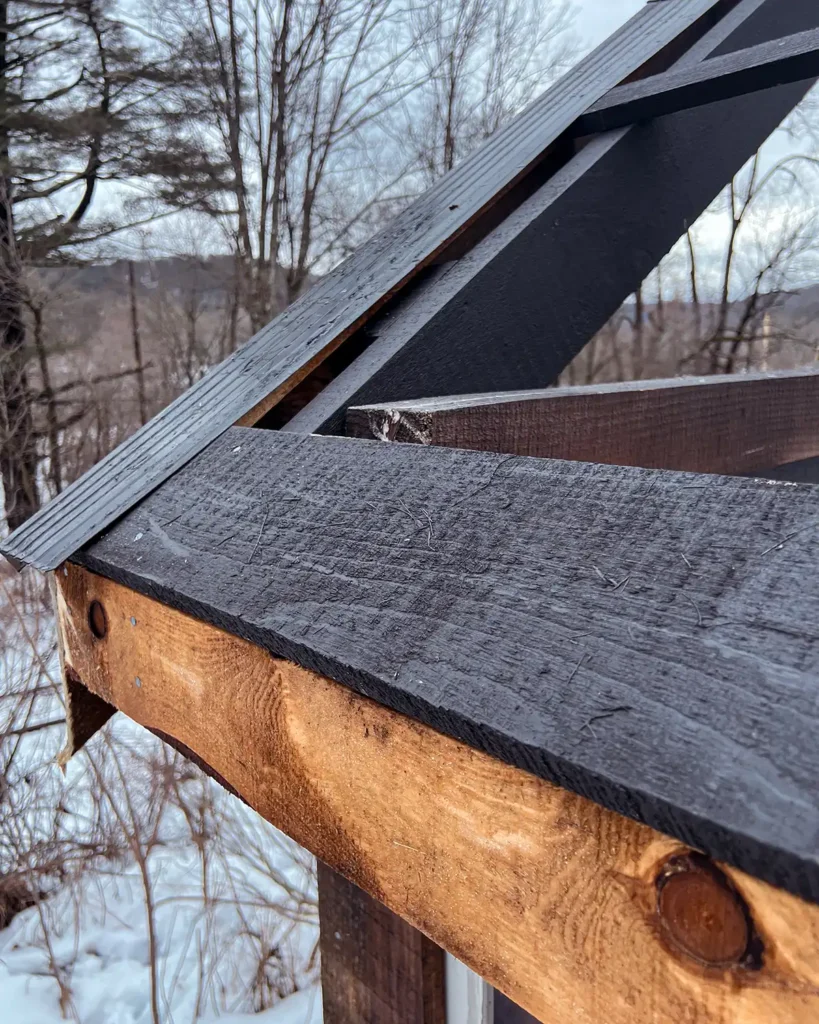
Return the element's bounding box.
[318,862,446,1024]
[335,406,543,1024]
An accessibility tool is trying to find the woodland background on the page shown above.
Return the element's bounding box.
[1,1,818,1020]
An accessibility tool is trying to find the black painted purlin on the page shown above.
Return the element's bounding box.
[575,26,819,135]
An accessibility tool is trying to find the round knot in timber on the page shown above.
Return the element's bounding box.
[656,852,760,969]
[88,599,108,640]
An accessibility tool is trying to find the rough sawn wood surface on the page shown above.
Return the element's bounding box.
[74,428,819,904]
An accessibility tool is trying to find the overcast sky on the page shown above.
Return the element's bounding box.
[573,0,644,50]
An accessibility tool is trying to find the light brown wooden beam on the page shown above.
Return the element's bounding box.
[347,368,819,475]
[56,564,819,1024]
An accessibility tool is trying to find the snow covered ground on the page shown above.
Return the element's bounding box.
[0,581,321,1023]
[0,786,322,1024]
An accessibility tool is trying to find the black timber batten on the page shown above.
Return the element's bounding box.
[0,0,748,572]
[74,428,819,905]
[573,25,819,136]
[286,0,819,434]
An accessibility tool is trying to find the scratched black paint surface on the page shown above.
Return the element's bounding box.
[77,429,819,903]
[289,0,819,435]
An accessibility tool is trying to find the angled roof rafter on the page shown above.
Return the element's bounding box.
[284,0,819,432]
[3,0,778,573]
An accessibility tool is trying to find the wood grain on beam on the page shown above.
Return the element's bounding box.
[1,0,728,575]
[56,566,819,1024]
[347,368,819,475]
[575,25,819,135]
[318,863,446,1024]
[343,357,534,1024]
[71,427,819,904]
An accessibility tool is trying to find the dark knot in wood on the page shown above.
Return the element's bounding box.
[655,852,762,970]
[88,599,108,640]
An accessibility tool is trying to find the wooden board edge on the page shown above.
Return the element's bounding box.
[346,369,819,475]
[348,367,819,413]
[55,564,819,1024]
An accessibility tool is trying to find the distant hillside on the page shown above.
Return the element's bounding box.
[781,284,819,319]
[36,255,240,307]
[32,256,819,326]
[35,254,818,319]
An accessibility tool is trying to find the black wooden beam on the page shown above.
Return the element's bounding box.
[0,0,728,574]
[318,863,446,1024]
[575,25,819,135]
[286,0,819,435]
[74,427,819,905]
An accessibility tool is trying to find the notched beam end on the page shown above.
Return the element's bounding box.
[346,407,433,445]
[58,665,116,766]
[54,565,117,765]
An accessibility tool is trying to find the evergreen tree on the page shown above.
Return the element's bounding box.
[0,0,221,527]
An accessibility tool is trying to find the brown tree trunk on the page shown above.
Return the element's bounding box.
[0,247,39,528]
[128,261,147,426]
[0,229,39,529]
[0,3,39,529]
[31,303,61,495]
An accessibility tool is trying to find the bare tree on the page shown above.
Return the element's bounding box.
[0,0,212,526]
[127,262,147,427]
[406,0,576,184]
[156,0,425,335]
[145,259,236,395]
[681,152,819,375]
[560,93,819,386]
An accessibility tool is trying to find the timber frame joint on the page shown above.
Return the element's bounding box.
[8,1,819,1021]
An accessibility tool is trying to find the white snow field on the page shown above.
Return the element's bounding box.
[0,581,321,1024]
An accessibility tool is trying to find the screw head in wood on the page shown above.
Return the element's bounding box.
[656,852,757,969]
[88,600,108,640]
